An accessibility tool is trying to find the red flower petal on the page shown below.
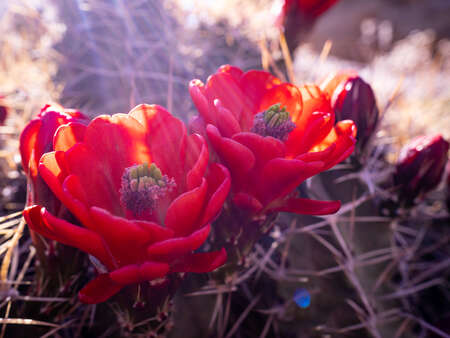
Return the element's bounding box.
[189,80,217,125]
[295,143,336,162]
[232,132,285,170]
[259,159,324,205]
[285,85,335,157]
[218,64,244,83]
[232,192,263,213]
[90,206,167,266]
[19,119,41,176]
[83,113,150,195]
[65,143,123,215]
[201,163,231,224]
[271,198,340,215]
[53,122,86,152]
[205,72,245,123]
[147,224,211,261]
[24,206,112,268]
[109,262,169,284]
[133,220,174,242]
[61,175,94,229]
[130,104,187,189]
[39,151,68,186]
[188,115,207,138]
[165,178,208,236]
[215,101,241,138]
[320,70,357,97]
[239,70,282,109]
[258,83,303,122]
[206,124,255,174]
[23,205,60,242]
[78,274,123,304]
[185,134,209,190]
[316,120,357,170]
[171,248,227,273]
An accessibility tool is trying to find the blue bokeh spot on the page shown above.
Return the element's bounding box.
[294,288,311,308]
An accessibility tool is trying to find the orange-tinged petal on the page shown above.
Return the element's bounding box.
[319,70,357,97]
[130,104,187,190]
[83,113,150,194]
[258,83,302,123]
[286,110,333,157]
[239,70,282,110]
[53,122,86,151]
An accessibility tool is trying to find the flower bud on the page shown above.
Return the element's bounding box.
[446,161,450,212]
[0,96,7,125]
[322,71,379,160]
[20,104,89,210]
[20,104,89,271]
[276,0,341,50]
[394,135,449,207]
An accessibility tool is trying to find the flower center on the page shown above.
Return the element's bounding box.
[120,163,176,217]
[251,103,296,141]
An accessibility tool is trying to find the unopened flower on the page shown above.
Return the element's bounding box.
[394,134,449,206]
[446,161,450,212]
[189,65,356,217]
[20,104,89,211]
[321,71,379,160]
[0,95,7,125]
[23,104,230,304]
[276,0,341,49]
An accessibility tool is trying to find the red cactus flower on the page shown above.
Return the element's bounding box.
[394,134,449,206]
[321,71,379,160]
[276,0,341,50]
[20,104,89,211]
[189,65,356,217]
[23,104,230,304]
[446,161,450,212]
[0,96,7,125]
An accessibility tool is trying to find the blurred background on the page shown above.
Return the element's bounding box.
[0,0,449,337]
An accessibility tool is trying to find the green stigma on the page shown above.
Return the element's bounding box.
[120,162,176,217]
[263,104,290,128]
[251,103,296,141]
[128,163,166,191]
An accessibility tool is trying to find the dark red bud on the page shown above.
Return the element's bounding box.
[276,0,341,50]
[331,75,379,159]
[445,161,450,212]
[394,135,449,207]
[0,105,7,125]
